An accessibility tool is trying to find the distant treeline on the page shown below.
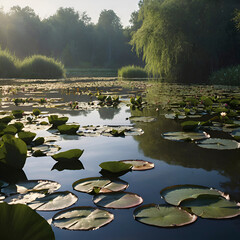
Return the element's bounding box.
[0,6,142,68]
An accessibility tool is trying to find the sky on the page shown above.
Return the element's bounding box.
[0,0,140,26]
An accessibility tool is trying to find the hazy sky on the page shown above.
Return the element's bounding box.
[0,0,140,26]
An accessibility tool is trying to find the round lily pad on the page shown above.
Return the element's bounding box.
[28,191,78,211]
[73,177,128,193]
[119,160,154,171]
[93,192,143,209]
[32,144,61,156]
[162,131,210,142]
[181,195,240,219]
[2,180,61,196]
[52,206,114,231]
[99,161,132,173]
[134,204,197,228]
[197,138,240,150]
[129,116,156,123]
[160,185,226,206]
[51,149,84,162]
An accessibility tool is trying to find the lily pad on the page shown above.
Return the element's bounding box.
[93,192,143,209]
[134,204,197,228]
[181,195,240,219]
[119,160,154,171]
[18,131,36,145]
[31,144,61,156]
[28,191,78,211]
[51,149,84,162]
[0,202,55,239]
[73,177,128,194]
[129,116,156,123]
[48,115,69,128]
[99,161,132,173]
[57,124,80,135]
[52,206,114,231]
[181,121,199,131]
[160,185,226,206]
[197,138,240,150]
[162,131,210,142]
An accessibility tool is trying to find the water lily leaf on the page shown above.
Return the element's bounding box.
[129,116,156,123]
[160,185,226,206]
[28,191,78,211]
[52,160,84,171]
[12,110,24,119]
[181,121,199,131]
[93,192,143,209]
[165,113,186,120]
[57,124,80,135]
[0,202,55,239]
[2,180,61,196]
[32,144,61,156]
[180,195,240,219]
[134,204,197,228]
[48,115,68,128]
[3,125,18,135]
[18,131,36,145]
[73,177,128,193]
[52,206,114,231]
[119,160,154,171]
[162,131,210,142]
[99,161,132,173]
[197,138,240,150]
[51,149,84,162]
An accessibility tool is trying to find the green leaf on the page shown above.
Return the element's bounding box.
[197,138,240,150]
[12,110,24,119]
[0,202,55,240]
[18,131,36,145]
[93,192,143,209]
[119,160,154,171]
[51,149,84,162]
[129,116,156,122]
[181,121,199,131]
[52,206,114,231]
[57,124,80,135]
[134,204,197,228]
[162,131,210,142]
[33,108,41,116]
[99,161,132,173]
[48,115,68,128]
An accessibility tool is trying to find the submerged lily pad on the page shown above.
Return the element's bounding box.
[160,185,226,206]
[134,204,197,228]
[119,160,154,171]
[93,192,143,209]
[73,177,128,194]
[51,149,84,162]
[129,116,156,123]
[28,191,78,211]
[162,131,210,142]
[181,195,240,219]
[52,206,114,231]
[0,202,55,239]
[197,138,240,150]
[99,161,132,173]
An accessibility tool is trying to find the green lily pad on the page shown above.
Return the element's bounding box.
[93,192,143,209]
[180,195,240,219]
[57,124,80,135]
[134,204,197,228]
[2,180,61,196]
[119,160,154,171]
[48,115,68,128]
[52,160,84,171]
[51,149,84,162]
[162,131,210,142]
[0,202,54,239]
[197,138,240,150]
[129,116,156,123]
[12,110,24,119]
[160,185,226,206]
[28,191,78,211]
[33,137,45,146]
[73,177,128,194]
[52,206,114,231]
[99,161,132,173]
[32,144,61,156]
[165,113,186,120]
[181,121,199,131]
[18,131,36,145]
[33,109,41,116]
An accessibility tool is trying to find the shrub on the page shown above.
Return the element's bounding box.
[209,65,240,86]
[118,65,148,79]
[20,55,66,79]
[0,49,19,78]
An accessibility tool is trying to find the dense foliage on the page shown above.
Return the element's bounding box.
[131,0,240,83]
[118,65,148,78]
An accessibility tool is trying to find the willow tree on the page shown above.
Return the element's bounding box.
[131,0,240,83]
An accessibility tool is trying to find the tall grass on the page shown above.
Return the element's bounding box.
[118,65,148,79]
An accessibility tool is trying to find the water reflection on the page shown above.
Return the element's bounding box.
[98,107,121,120]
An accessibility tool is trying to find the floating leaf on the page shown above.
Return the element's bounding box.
[197,138,240,150]
[93,192,143,209]
[32,109,41,116]
[0,202,55,239]
[52,160,84,171]
[32,144,61,156]
[18,131,36,145]
[99,161,132,173]
[129,116,156,123]
[181,195,240,219]
[48,115,68,128]
[119,160,154,171]
[51,149,84,162]
[73,177,128,193]
[134,204,197,228]
[57,124,80,135]
[28,191,78,211]
[160,185,226,206]
[181,121,199,131]
[162,131,210,142]
[52,206,114,231]
[12,110,24,119]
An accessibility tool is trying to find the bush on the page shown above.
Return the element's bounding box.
[209,65,240,86]
[118,65,148,79]
[19,55,66,79]
[0,49,19,78]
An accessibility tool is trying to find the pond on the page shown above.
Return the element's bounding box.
[0,79,239,239]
